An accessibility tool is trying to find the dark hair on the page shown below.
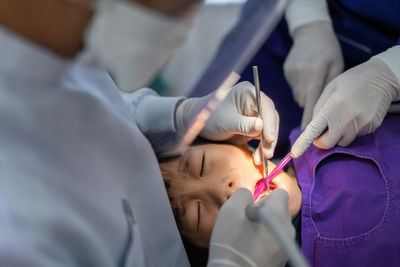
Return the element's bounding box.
[182,238,209,267]
[158,155,209,266]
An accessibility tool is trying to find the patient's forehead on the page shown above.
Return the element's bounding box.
[159,156,181,185]
[160,142,251,176]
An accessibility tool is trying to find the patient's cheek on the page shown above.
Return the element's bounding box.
[272,174,301,218]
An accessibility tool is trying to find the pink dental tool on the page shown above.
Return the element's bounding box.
[253,152,293,201]
[253,66,270,194]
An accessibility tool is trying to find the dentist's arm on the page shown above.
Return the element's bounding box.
[176,81,280,163]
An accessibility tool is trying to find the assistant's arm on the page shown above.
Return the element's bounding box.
[125,82,280,160]
[284,0,344,128]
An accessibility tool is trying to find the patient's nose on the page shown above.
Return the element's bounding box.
[226,180,235,200]
[210,177,238,206]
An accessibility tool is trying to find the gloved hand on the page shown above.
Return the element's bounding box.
[284,21,344,129]
[175,81,279,162]
[208,188,295,267]
[291,58,399,158]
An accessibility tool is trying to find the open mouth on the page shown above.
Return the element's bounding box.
[253,177,277,201]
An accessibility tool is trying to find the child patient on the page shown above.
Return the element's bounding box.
[160,115,400,267]
[159,142,302,249]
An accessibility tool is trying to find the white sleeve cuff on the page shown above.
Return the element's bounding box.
[285,0,332,35]
[372,46,400,101]
[123,88,184,134]
[136,92,183,134]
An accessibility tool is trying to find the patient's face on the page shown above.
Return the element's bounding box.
[160,143,301,248]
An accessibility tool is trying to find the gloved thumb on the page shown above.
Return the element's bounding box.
[291,111,328,158]
[223,188,254,211]
[234,116,263,138]
[257,189,295,238]
[252,143,274,165]
[252,146,263,166]
[258,189,289,217]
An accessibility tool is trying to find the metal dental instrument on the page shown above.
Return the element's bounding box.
[253,66,270,194]
[253,153,293,201]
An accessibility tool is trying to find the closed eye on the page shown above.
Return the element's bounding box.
[200,151,205,177]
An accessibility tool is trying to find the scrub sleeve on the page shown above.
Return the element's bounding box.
[290,115,400,267]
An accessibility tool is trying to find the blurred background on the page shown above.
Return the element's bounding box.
[151,0,246,96]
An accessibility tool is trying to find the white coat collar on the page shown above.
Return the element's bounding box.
[0,26,71,85]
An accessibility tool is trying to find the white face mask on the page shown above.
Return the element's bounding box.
[79,0,198,92]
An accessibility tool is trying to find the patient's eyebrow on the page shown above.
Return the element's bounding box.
[179,148,191,174]
[200,151,205,177]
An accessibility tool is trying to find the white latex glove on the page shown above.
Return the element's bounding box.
[291,58,399,158]
[175,81,279,162]
[208,188,295,267]
[284,21,344,129]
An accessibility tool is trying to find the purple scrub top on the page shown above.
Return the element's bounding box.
[290,115,400,267]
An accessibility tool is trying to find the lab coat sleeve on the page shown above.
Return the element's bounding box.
[285,0,332,35]
[372,45,400,101]
[123,88,185,153]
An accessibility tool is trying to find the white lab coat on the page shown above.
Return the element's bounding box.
[0,26,189,267]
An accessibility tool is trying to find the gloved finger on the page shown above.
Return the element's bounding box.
[287,75,306,108]
[313,79,335,113]
[253,109,279,164]
[300,100,313,131]
[337,120,357,147]
[300,65,329,130]
[223,188,253,211]
[258,188,288,208]
[337,133,357,147]
[291,111,328,158]
[253,141,274,165]
[283,48,308,107]
[285,63,327,109]
[260,110,280,159]
[252,145,263,166]
[258,189,291,222]
[313,126,343,149]
[234,116,263,138]
[260,92,277,143]
[283,52,299,87]
[326,60,344,84]
[313,95,344,149]
[301,89,322,130]
[312,111,345,149]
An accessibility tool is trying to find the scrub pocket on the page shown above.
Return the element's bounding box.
[292,116,400,267]
[120,199,150,267]
[310,152,388,241]
[301,150,397,267]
